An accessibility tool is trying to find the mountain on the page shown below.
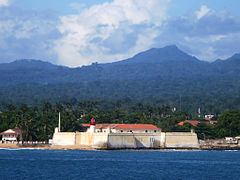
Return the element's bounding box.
[0,59,58,69]
[0,45,208,85]
[0,45,240,112]
[117,45,200,64]
[212,54,240,75]
[0,59,71,86]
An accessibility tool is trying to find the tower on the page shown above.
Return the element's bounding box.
[58,112,61,132]
[198,108,201,118]
[89,117,96,133]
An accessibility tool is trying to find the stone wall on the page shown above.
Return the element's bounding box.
[164,132,199,149]
[107,133,162,149]
[52,128,199,149]
[108,133,136,149]
[75,132,108,148]
[52,132,76,145]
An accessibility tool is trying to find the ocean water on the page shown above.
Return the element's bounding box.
[0,149,239,180]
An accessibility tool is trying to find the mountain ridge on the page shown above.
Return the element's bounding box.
[0,45,240,111]
[0,45,232,67]
[0,45,239,84]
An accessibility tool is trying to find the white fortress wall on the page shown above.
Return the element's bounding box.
[108,133,136,148]
[160,132,166,148]
[107,133,162,149]
[92,133,109,148]
[52,127,199,149]
[133,133,161,148]
[164,132,199,148]
[52,132,76,145]
[75,132,108,148]
[75,132,94,145]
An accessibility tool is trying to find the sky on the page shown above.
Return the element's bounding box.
[0,0,240,67]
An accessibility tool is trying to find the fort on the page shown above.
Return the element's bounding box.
[52,118,199,149]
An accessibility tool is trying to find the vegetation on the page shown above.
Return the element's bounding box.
[216,110,240,138]
[0,46,240,140]
[0,46,240,113]
[0,100,239,141]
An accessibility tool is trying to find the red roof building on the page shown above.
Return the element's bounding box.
[178,120,200,127]
[82,123,160,133]
[0,129,23,141]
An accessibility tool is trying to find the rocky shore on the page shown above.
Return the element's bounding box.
[199,139,240,150]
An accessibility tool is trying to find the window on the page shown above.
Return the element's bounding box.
[129,130,132,133]
[120,130,123,133]
[154,130,157,133]
[145,130,148,133]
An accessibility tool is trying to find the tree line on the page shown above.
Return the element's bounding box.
[0,100,239,141]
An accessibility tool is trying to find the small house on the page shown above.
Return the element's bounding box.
[0,129,23,142]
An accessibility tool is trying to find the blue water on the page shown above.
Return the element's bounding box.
[0,149,239,180]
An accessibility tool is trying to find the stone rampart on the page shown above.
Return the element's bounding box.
[52,132,76,145]
[164,132,199,149]
[52,129,199,149]
[108,133,162,149]
[75,132,108,148]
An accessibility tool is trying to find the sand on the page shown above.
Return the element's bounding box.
[0,143,96,150]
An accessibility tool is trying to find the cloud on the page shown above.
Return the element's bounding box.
[0,2,240,67]
[0,7,61,63]
[0,0,9,7]
[54,0,170,67]
[69,2,86,12]
[54,2,240,66]
[195,5,210,19]
[153,6,240,61]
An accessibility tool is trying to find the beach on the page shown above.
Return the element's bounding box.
[0,143,96,150]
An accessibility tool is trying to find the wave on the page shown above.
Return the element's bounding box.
[0,148,46,151]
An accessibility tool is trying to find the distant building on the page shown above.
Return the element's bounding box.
[82,123,160,133]
[0,129,23,142]
[204,114,214,120]
[178,120,200,127]
[204,115,217,124]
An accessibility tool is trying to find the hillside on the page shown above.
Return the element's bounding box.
[0,45,240,112]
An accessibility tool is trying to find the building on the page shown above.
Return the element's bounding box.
[82,123,160,133]
[178,120,200,127]
[52,118,199,149]
[204,114,214,120]
[0,129,23,142]
[204,115,217,124]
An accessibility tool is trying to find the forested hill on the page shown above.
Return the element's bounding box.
[0,45,240,112]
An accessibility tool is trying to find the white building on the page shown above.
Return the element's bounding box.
[82,123,160,133]
[0,129,23,142]
[204,114,214,119]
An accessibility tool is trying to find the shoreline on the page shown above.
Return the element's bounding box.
[0,143,96,150]
[1,143,240,151]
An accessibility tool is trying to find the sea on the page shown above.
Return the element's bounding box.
[0,149,239,180]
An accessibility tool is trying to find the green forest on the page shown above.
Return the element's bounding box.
[0,100,239,141]
[1,47,240,141]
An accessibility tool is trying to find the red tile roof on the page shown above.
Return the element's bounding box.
[114,124,159,130]
[178,120,200,127]
[82,123,159,130]
[0,129,23,135]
